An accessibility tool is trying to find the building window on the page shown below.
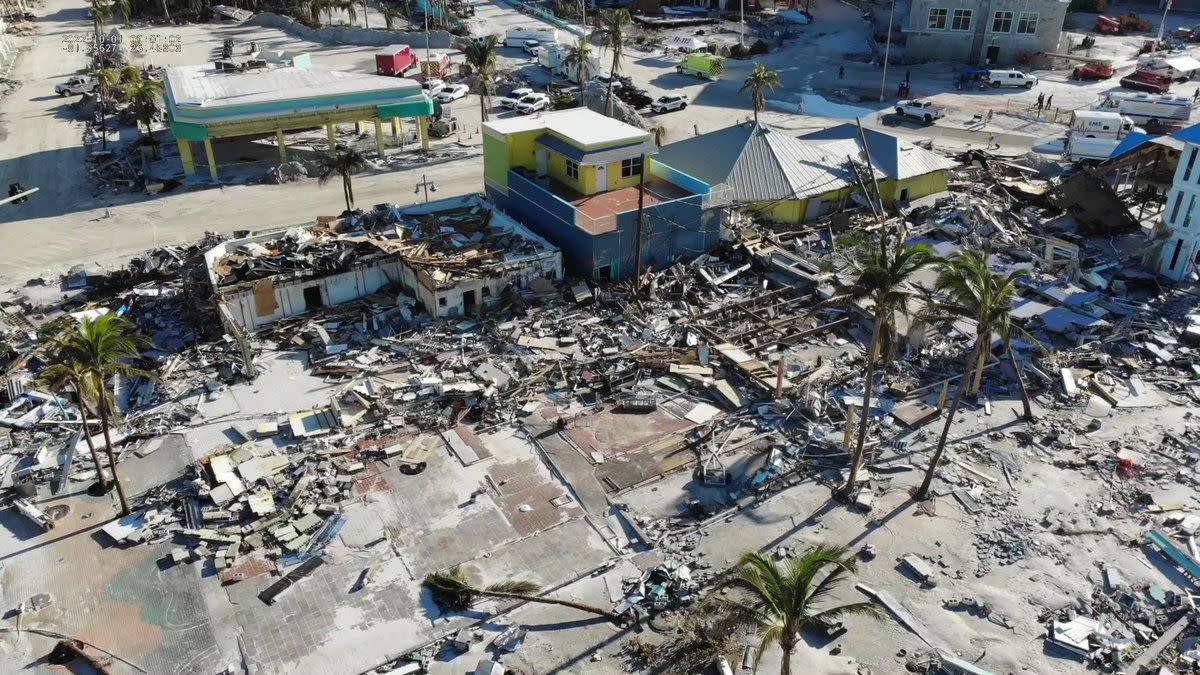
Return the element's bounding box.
[1170,191,1184,223]
[951,9,972,31]
[621,156,643,178]
[566,160,579,181]
[481,287,491,297]
[1017,12,1038,34]
[991,11,1013,33]
[1186,195,1197,228]
[927,7,947,29]
[438,297,447,307]
[1184,147,1198,182]
[1170,239,1184,270]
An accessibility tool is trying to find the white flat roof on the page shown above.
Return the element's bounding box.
[484,108,649,147]
[165,64,420,109]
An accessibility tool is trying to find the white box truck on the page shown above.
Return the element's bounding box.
[1065,111,1139,162]
[505,27,558,47]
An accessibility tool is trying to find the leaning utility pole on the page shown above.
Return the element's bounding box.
[633,154,647,292]
[878,0,897,102]
[1155,0,1171,44]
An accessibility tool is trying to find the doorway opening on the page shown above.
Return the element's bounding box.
[303,286,324,309]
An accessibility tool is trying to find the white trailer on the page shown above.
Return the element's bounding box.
[539,43,599,83]
[505,27,558,47]
[1098,93,1194,126]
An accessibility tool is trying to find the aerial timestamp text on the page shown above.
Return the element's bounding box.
[62,33,183,55]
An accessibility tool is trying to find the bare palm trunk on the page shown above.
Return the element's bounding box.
[475,589,622,622]
[970,338,987,394]
[345,174,355,210]
[915,338,981,500]
[161,0,171,20]
[72,386,108,490]
[780,636,795,675]
[839,311,882,497]
[604,80,614,116]
[96,387,131,514]
[1007,339,1033,420]
[341,176,352,212]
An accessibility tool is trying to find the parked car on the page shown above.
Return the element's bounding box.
[55,75,97,96]
[516,93,551,114]
[590,73,622,90]
[617,87,653,109]
[429,116,459,138]
[434,83,470,103]
[499,87,535,108]
[523,40,541,57]
[650,93,689,113]
[422,78,447,96]
[893,99,946,124]
[987,69,1037,89]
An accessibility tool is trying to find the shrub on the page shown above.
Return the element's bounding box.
[748,39,769,55]
[1114,13,1150,31]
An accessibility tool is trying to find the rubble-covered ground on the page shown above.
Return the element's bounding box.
[2,140,1200,675]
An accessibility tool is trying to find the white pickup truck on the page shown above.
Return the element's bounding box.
[893,99,946,124]
[55,75,97,96]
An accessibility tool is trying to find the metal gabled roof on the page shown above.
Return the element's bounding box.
[654,122,859,203]
[801,123,960,180]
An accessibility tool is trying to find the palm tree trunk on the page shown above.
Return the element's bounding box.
[96,386,131,514]
[604,81,614,116]
[98,82,109,151]
[161,0,171,20]
[839,311,882,497]
[346,173,355,210]
[1007,339,1033,420]
[341,175,351,212]
[915,338,981,500]
[970,338,987,394]
[780,638,795,675]
[72,386,108,490]
[475,589,622,622]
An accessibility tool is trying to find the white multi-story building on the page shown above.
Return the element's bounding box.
[1156,131,1200,281]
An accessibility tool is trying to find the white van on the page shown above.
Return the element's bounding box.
[505,27,558,47]
[988,69,1038,89]
[1069,111,1135,138]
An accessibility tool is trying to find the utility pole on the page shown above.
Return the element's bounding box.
[878,0,896,102]
[855,118,886,218]
[424,3,430,61]
[739,0,745,46]
[633,154,647,292]
[1155,0,1171,45]
[415,173,436,202]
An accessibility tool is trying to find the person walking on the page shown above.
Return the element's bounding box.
[839,65,845,79]
[1036,92,1044,108]
[1046,94,1053,109]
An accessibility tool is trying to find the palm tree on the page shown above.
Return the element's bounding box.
[832,237,933,498]
[124,77,165,139]
[424,566,622,622]
[54,314,152,515]
[89,0,110,64]
[112,0,130,24]
[462,35,498,122]
[592,8,630,116]
[317,146,368,213]
[381,4,398,29]
[564,37,593,103]
[739,62,780,124]
[91,67,119,151]
[719,547,881,675]
[36,358,108,493]
[914,249,1029,500]
[118,64,141,86]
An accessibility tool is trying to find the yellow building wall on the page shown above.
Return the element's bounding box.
[506,129,542,172]
[878,171,949,202]
[750,186,854,224]
[548,152,587,194]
